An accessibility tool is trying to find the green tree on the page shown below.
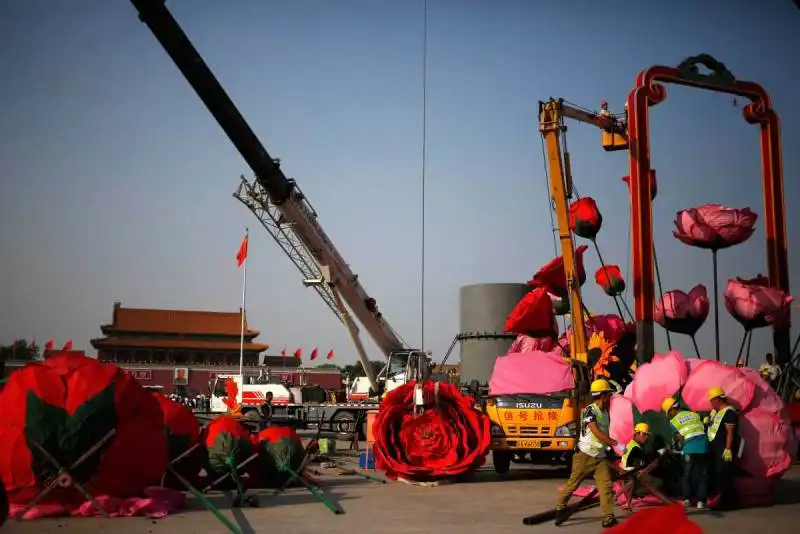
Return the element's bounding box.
[314,363,341,370]
[0,339,41,362]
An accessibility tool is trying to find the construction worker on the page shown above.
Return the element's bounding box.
[555,379,618,528]
[663,396,708,509]
[621,423,651,471]
[706,387,739,510]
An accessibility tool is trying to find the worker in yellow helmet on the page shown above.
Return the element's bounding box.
[621,423,651,471]
[706,387,739,510]
[663,396,708,509]
[555,379,618,528]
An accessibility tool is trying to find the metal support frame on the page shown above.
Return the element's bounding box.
[15,429,116,520]
[234,176,342,321]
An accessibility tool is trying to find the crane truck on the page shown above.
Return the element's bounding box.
[130,0,431,437]
[483,99,630,473]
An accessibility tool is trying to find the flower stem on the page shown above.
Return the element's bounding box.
[712,249,721,361]
[653,244,672,351]
[619,297,635,323]
[691,335,701,359]
[744,329,753,367]
[736,329,748,363]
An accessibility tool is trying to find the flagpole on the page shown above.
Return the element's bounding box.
[238,228,248,377]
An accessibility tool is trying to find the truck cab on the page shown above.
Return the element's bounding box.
[483,360,591,473]
[208,374,293,413]
[347,350,432,400]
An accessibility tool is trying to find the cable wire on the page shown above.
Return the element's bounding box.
[420,0,428,351]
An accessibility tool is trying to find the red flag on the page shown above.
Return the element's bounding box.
[310,347,319,361]
[44,339,54,351]
[293,348,302,359]
[236,233,248,267]
[280,348,287,357]
[327,349,334,360]
[61,340,73,351]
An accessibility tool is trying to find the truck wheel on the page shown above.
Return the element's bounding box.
[493,451,512,474]
[332,411,358,439]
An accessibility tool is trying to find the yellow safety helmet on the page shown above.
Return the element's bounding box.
[634,423,650,434]
[707,387,726,401]
[590,379,613,395]
[661,396,678,414]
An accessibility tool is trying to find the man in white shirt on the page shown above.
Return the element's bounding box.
[759,353,781,387]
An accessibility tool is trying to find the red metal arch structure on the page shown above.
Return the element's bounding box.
[626,54,790,365]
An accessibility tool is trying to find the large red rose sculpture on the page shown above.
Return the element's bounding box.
[0,355,168,509]
[373,381,490,483]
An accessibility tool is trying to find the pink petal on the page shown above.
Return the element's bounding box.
[681,360,755,412]
[609,394,635,454]
[738,408,792,478]
[629,350,689,412]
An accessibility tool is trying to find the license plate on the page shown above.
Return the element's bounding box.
[517,439,541,448]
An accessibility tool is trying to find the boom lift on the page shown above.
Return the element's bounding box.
[482,98,629,473]
[130,0,431,426]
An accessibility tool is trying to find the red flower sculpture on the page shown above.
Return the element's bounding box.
[622,171,658,200]
[724,275,794,330]
[655,285,710,337]
[569,197,603,239]
[373,381,490,482]
[527,245,589,295]
[0,355,168,506]
[595,265,625,296]
[673,204,757,250]
[153,392,205,488]
[504,288,557,337]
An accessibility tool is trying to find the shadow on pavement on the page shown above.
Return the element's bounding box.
[462,465,570,484]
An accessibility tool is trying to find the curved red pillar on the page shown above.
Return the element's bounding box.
[626,55,789,364]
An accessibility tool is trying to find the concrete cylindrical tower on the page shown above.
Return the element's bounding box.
[459,283,527,386]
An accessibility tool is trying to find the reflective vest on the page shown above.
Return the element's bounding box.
[621,440,641,470]
[577,404,609,457]
[671,410,706,442]
[707,405,734,441]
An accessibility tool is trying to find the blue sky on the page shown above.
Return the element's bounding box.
[1,0,798,368]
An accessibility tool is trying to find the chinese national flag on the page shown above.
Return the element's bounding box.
[280,348,286,358]
[293,348,302,359]
[236,233,248,268]
[44,339,54,351]
[61,340,73,351]
[327,349,334,360]
[310,347,319,361]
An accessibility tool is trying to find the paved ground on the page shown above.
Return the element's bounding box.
[4,448,800,534]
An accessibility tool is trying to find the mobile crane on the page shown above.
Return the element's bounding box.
[483,98,629,473]
[130,0,431,434]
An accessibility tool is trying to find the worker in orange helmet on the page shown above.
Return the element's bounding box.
[706,387,739,510]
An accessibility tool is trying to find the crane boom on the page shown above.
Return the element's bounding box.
[131,0,410,363]
[538,98,629,364]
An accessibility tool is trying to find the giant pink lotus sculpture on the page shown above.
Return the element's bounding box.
[724,275,794,366]
[672,204,757,361]
[610,350,793,508]
[654,285,709,357]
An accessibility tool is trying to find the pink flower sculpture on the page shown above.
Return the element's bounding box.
[567,313,629,345]
[724,275,794,330]
[624,352,793,506]
[654,285,709,337]
[673,204,757,250]
[672,204,758,362]
[507,334,556,354]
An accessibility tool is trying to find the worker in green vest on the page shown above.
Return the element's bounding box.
[554,379,618,529]
[663,396,708,509]
[706,386,739,510]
